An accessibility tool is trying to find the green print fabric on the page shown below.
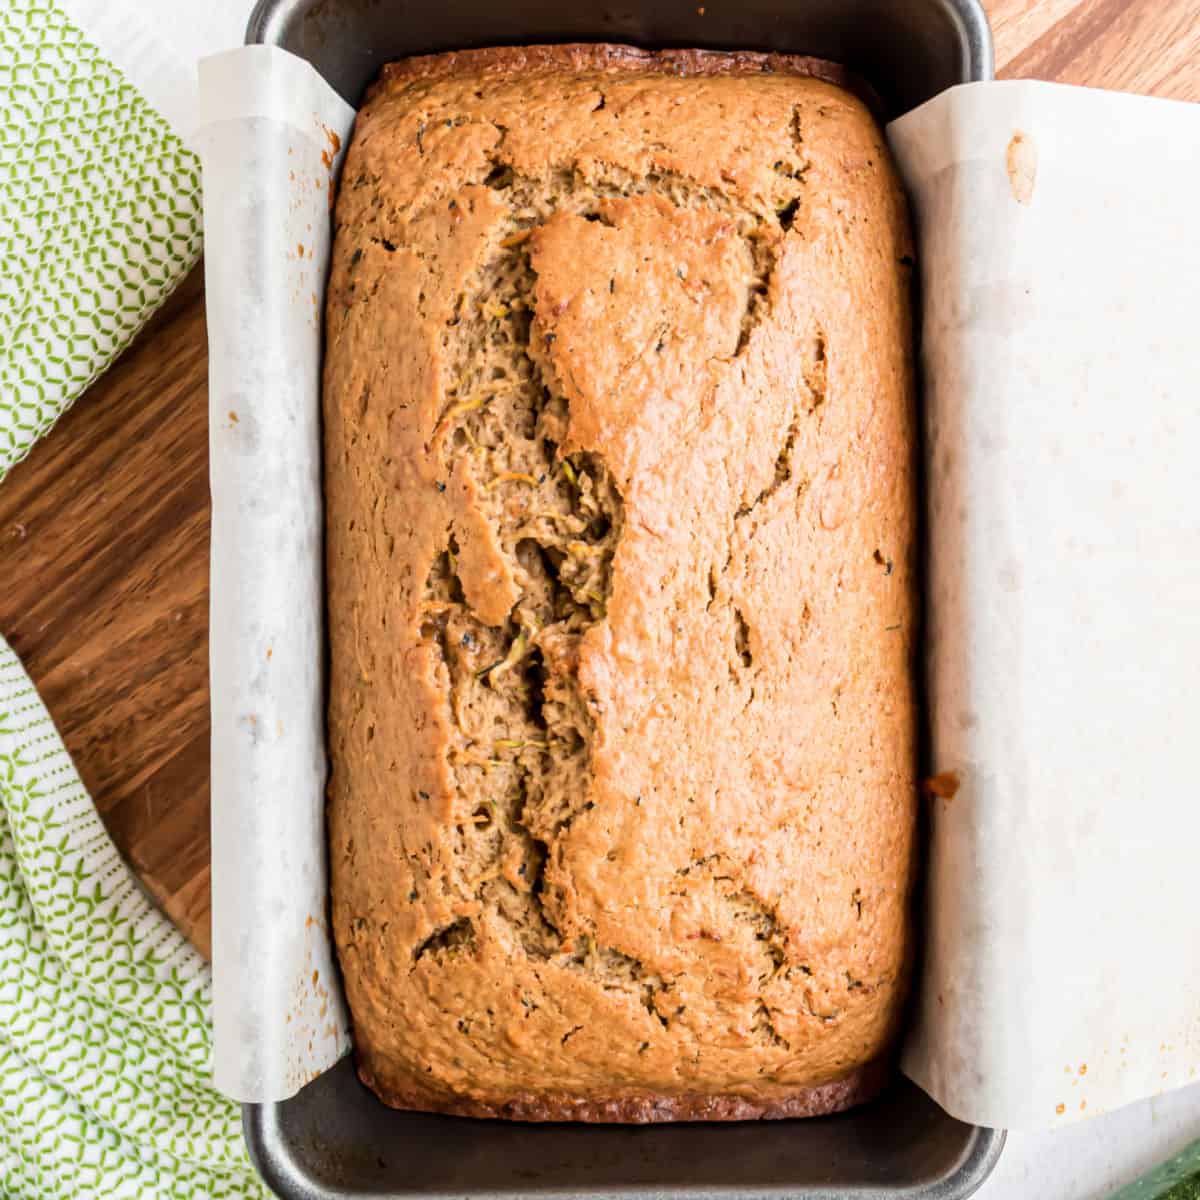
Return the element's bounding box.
[0,0,202,482]
[0,638,268,1198]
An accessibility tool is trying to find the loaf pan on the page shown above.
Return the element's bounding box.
[241,0,1001,1196]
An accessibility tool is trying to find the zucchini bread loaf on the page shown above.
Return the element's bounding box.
[324,44,916,1121]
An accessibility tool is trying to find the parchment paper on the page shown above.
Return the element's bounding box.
[200,48,1200,1124]
[198,45,355,1103]
[889,81,1200,1130]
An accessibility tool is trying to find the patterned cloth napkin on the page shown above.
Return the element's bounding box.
[0,0,203,482]
[0,638,267,1197]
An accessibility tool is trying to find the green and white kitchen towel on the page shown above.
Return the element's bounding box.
[0,0,238,482]
[0,636,268,1198]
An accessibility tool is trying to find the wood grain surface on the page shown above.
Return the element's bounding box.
[0,0,1195,959]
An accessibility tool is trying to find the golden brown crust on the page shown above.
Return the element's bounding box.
[373,43,879,114]
[358,1057,891,1122]
[377,43,854,87]
[325,44,916,1124]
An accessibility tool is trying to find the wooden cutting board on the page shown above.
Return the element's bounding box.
[0,0,1195,960]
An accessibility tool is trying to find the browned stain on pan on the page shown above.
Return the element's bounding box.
[1007,132,1037,204]
[921,771,961,800]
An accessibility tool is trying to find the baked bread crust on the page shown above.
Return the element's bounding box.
[325,43,916,1122]
[375,43,855,89]
[358,1055,890,1122]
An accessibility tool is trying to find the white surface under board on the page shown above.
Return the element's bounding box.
[981,1081,1200,1198]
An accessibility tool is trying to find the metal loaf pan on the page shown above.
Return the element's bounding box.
[242,0,1001,1196]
